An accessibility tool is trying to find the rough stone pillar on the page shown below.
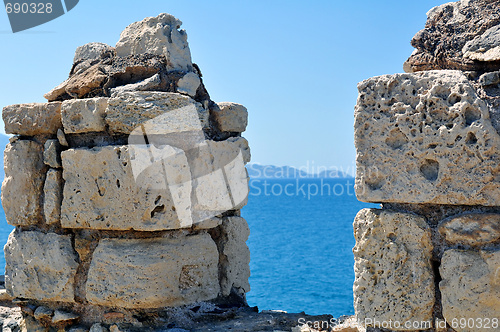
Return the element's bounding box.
[353,1,500,331]
[2,13,251,331]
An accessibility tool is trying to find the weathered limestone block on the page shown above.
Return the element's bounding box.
[177,72,200,97]
[1,140,46,226]
[2,102,62,135]
[57,128,69,147]
[65,65,108,99]
[214,102,248,133]
[439,213,500,246]
[353,209,434,329]
[105,91,208,135]
[61,145,189,231]
[218,217,251,296]
[191,139,249,222]
[355,70,500,206]
[43,139,62,168]
[61,97,108,133]
[85,233,219,308]
[440,249,500,332]
[404,0,500,72]
[43,169,63,225]
[4,230,78,302]
[72,42,114,76]
[115,13,193,72]
[61,139,248,231]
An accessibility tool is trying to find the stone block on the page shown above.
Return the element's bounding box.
[4,230,78,302]
[110,73,161,95]
[355,70,500,206]
[85,233,219,308]
[61,145,189,231]
[440,249,500,332]
[43,139,62,168]
[72,42,114,75]
[214,102,248,133]
[43,169,63,225]
[218,217,251,296]
[1,140,46,226]
[463,25,500,62]
[61,139,248,231]
[3,102,62,135]
[439,213,500,246]
[61,97,108,133]
[353,209,434,329]
[115,13,193,71]
[190,139,249,221]
[177,72,200,97]
[105,91,208,135]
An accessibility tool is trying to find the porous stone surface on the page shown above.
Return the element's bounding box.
[353,209,434,329]
[404,0,500,72]
[43,169,63,225]
[213,102,248,133]
[2,102,62,135]
[440,249,500,332]
[439,213,500,246]
[355,70,500,206]
[115,13,193,72]
[85,233,219,308]
[1,140,46,226]
[61,97,108,133]
[105,91,208,135]
[4,230,78,302]
[43,139,62,168]
[218,217,251,296]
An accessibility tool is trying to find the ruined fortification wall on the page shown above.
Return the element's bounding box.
[1,13,251,331]
[353,1,500,331]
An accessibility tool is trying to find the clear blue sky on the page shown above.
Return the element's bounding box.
[0,0,445,175]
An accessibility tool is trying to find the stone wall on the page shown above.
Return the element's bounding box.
[354,0,500,331]
[1,13,251,331]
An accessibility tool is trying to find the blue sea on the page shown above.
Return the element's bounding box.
[0,177,377,317]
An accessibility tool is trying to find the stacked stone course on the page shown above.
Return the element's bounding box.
[353,1,500,331]
[1,13,251,331]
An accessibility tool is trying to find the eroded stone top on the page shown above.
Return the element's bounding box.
[115,13,193,71]
[404,0,500,72]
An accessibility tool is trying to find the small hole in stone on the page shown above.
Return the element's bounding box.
[419,159,439,181]
[151,205,165,218]
[448,94,461,105]
[465,132,477,145]
[385,128,409,149]
[464,107,480,126]
[116,179,121,188]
